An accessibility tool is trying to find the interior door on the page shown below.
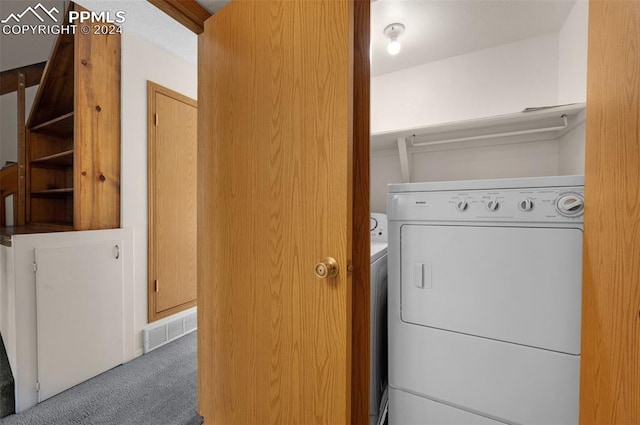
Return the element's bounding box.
[148,82,198,322]
[197,0,370,423]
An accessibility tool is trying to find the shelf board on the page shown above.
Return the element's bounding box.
[29,222,74,230]
[1,223,73,238]
[31,149,74,167]
[31,188,74,197]
[30,112,74,138]
[370,103,587,152]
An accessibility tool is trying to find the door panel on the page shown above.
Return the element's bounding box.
[401,225,583,354]
[198,0,368,423]
[389,323,580,425]
[148,83,197,321]
[35,241,124,402]
[389,388,507,425]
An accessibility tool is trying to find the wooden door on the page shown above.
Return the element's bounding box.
[580,0,640,423]
[197,0,370,423]
[148,82,198,322]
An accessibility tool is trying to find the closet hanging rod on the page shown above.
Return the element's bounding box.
[410,114,568,147]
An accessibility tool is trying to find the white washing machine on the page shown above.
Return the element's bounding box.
[387,176,584,424]
[370,213,388,425]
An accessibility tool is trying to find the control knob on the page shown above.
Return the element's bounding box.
[519,199,534,211]
[486,199,500,211]
[556,194,584,216]
[456,200,468,212]
[370,217,378,232]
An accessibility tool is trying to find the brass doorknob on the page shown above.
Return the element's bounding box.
[315,257,339,279]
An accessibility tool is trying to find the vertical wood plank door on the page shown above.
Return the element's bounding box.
[148,82,198,322]
[198,0,369,423]
[580,0,640,423]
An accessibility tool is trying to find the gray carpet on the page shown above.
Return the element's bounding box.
[0,333,15,418]
[0,332,202,425]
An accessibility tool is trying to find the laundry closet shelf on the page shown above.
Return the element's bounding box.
[370,103,586,152]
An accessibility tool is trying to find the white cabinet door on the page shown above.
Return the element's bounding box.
[400,225,583,354]
[35,240,124,402]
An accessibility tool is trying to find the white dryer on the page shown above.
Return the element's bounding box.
[370,213,388,425]
[387,176,584,424]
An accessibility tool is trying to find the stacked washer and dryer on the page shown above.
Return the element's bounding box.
[387,176,585,424]
[370,213,389,425]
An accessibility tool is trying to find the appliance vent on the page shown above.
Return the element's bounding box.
[142,309,197,354]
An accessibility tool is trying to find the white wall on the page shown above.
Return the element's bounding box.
[120,33,197,356]
[370,140,560,213]
[0,86,38,166]
[556,1,589,176]
[371,5,590,213]
[371,155,402,214]
[370,34,562,213]
[411,141,559,182]
[371,34,560,134]
[559,112,587,175]
[558,1,589,105]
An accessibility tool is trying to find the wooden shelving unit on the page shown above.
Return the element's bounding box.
[25,2,120,230]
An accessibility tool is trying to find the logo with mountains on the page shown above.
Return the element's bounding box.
[1,3,59,24]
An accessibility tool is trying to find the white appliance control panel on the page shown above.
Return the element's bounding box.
[371,213,388,241]
[389,186,584,223]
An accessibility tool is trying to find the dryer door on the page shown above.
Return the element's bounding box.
[400,225,583,354]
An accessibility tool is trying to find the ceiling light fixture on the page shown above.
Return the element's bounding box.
[384,23,405,56]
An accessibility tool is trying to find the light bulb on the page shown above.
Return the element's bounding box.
[387,38,401,55]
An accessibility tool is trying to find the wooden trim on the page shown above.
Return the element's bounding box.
[147,80,156,323]
[351,0,371,423]
[147,0,212,34]
[25,130,31,224]
[148,81,198,110]
[579,0,640,423]
[147,80,198,323]
[0,62,46,96]
[17,73,26,225]
[152,300,198,322]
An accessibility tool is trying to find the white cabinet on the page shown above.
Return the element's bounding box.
[0,229,134,412]
[35,241,126,402]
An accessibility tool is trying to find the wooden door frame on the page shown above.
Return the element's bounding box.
[351,0,371,423]
[580,0,640,422]
[147,80,198,323]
